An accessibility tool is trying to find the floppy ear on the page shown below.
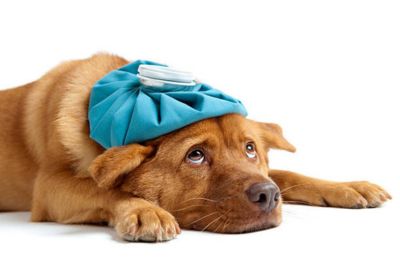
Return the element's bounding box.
[255,121,296,152]
[88,144,154,189]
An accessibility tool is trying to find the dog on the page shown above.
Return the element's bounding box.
[0,53,391,242]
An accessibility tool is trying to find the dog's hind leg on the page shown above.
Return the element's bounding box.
[269,169,391,208]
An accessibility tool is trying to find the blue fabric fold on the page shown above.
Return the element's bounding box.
[88,60,247,148]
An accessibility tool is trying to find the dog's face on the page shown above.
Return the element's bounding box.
[89,114,295,233]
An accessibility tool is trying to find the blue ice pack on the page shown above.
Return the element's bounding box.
[88,60,247,149]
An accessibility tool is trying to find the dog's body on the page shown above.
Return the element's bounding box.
[0,54,391,241]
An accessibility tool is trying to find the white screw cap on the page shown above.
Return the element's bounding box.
[138,64,196,87]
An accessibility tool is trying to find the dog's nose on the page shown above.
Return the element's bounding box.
[246,182,280,213]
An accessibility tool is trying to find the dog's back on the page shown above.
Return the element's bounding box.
[0,54,128,211]
[0,83,38,210]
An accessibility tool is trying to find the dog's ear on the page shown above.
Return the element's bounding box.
[88,144,154,189]
[253,121,296,152]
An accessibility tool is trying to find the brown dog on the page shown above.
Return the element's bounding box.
[0,54,391,241]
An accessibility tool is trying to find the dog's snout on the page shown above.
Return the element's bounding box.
[246,182,280,213]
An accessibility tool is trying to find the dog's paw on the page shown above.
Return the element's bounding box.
[322,181,392,208]
[115,206,181,242]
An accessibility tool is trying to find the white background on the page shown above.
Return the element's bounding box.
[0,0,399,266]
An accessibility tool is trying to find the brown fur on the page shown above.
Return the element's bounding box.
[0,54,391,241]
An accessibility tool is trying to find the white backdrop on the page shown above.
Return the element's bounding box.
[0,0,399,266]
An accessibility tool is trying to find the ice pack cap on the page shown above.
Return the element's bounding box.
[138,64,196,87]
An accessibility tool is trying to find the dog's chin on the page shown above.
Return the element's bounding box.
[223,215,282,233]
[224,210,282,234]
[188,204,282,234]
[222,200,283,234]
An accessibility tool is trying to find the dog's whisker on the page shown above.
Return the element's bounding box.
[201,214,223,232]
[222,218,230,233]
[223,208,233,217]
[215,208,232,233]
[182,197,219,204]
[280,183,312,195]
[172,204,209,212]
[283,200,311,205]
[214,217,225,233]
[218,195,239,202]
[190,211,219,225]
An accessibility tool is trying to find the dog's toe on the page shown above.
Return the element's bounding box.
[344,181,392,208]
[115,207,180,242]
[317,181,391,209]
[323,185,368,208]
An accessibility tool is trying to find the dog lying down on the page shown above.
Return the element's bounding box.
[0,54,391,242]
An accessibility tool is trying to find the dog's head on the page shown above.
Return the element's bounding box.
[89,114,295,233]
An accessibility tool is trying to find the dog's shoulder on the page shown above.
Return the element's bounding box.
[24,53,129,176]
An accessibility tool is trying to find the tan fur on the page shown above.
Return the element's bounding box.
[0,54,391,242]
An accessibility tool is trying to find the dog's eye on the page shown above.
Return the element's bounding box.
[187,149,205,164]
[245,142,257,159]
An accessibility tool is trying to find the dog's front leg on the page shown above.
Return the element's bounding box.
[31,170,180,242]
[269,170,391,208]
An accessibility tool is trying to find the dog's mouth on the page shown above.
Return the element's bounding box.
[177,200,282,233]
[222,211,282,233]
